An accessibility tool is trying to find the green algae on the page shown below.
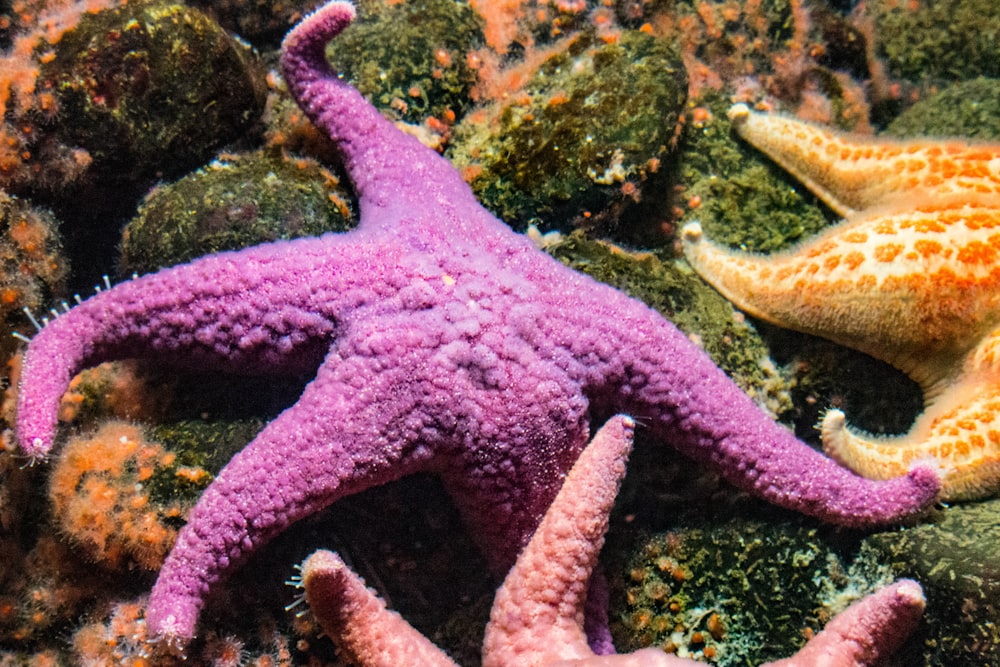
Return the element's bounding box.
[327,0,484,125]
[145,418,265,508]
[864,500,1000,665]
[120,149,356,274]
[674,93,834,253]
[886,77,1000,140]
[450,29,686,231]
[543,231,791,417]
[865,0,1000,85]
[39,0,268,186]
[612,518,885,666]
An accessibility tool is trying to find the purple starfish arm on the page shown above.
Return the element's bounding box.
[14,0,939,648]
[14,237,398,459]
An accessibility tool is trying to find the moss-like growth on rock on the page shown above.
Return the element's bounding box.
[674,93,834,253]
[40,0,268,186]
[450,30,686,231]
[121,149,355,274]
[613,518,886,666]
[865,0,1000,84]
[865,500,1000,666]
[886,77,1000,140]
[328,0,484,125]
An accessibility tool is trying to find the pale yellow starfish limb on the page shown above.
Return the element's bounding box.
[823,328,1000,501]
[727,103,1000,217]
[681,196,1000,393]
[683,105,1000,501]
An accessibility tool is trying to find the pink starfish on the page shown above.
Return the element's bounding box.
[14,0,937,648]
[298,416,926,667]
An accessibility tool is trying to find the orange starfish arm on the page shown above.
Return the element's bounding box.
[727,103,1000,217]
[683,104,1000,502]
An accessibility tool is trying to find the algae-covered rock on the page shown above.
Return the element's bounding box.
[674,94,834,253]
[886,77,1000,140]
[612,518,888,666]
[327,0,484,126]
[38,0,267,188]
[543,231,791,417]
[864,0,1000,85]
[121,150,356,274]
[450,30,686,231]
[864,500,1000,666]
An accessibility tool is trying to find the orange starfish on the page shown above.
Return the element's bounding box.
[682,103,1000,501]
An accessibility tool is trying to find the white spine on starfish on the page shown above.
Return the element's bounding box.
[823,326,1000,501]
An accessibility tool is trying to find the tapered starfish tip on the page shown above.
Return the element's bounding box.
[727,102,751,123]
[893,579,926,610]
[680,222,703,243]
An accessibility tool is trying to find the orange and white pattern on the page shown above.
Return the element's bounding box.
[683,104,1000,501]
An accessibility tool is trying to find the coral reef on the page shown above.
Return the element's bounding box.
[654,0,872,128]
[188,0,325,47]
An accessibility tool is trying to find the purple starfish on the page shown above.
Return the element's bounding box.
[15,0,937,648]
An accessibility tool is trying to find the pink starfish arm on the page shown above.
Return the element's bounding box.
[483,415,685,667]
[765,579,925,667]
[297,417,685,667]
[298,415,924,667]
[483,414,925,667]
[482,415,633,664]
[298,550,460,667]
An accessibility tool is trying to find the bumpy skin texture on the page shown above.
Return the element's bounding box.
[16,3,938,646]
[683,104,1000,501]
[301,417,925,667]
[764,582,926,667]
[299,552,460,667]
